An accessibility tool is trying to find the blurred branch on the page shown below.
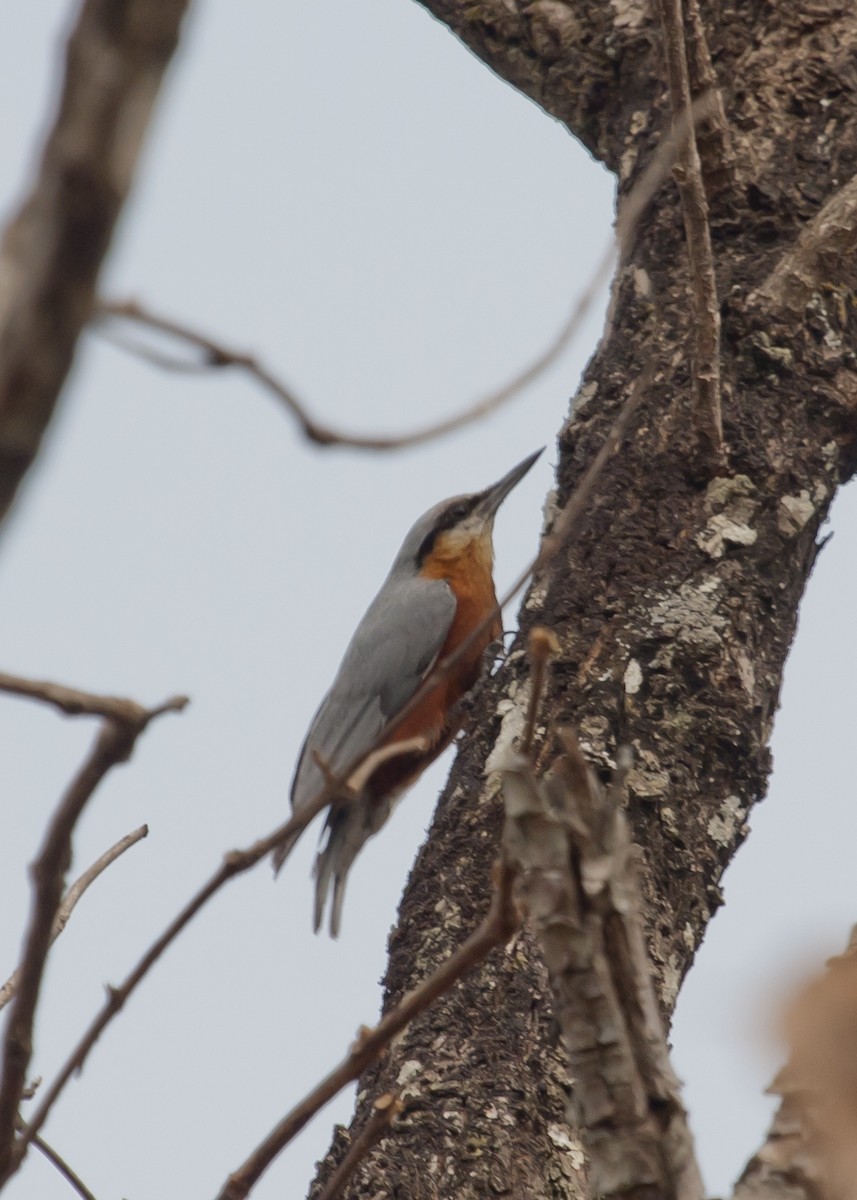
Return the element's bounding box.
[216,862,518,1200]
[94,102,697,455]
[0,0,190,527]
[734,927,857,1200]
[0,672,187,723]
[499,728,704,1200]
[96,263,610,448]
[653,0,723,470]
[0,825,149,1013]
[0,692,186,1186]
[314,1092,403,1200]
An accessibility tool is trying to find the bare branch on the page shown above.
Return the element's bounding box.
[520,626,559,758]
[96,263,610,450]
[0,0,190,526]
[499,731,704,1200]
[0,826,149,1013]
[314,1092,403,1200]
[757,172,857,319]
[0,671,188,724]
[216,862,517,1200]
[94,103,695,457]
[346,736,429,794]
[654,0,723,470]
[23,1122,97,1200]
[0,699,184,1185]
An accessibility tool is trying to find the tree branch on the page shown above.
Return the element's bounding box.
[0,695,185,1185]
[21,1121,97,1200]
[0,0,191,526]
[314,1092,402,1200]
[96,285,610,450]
[216,863,518,1200]
[93,105,691,459]
[653,0,723,469]
[0,825,149,1013]
[0,672,187,723]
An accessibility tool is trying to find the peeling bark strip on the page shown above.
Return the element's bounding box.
[311,0,857,1196]
[500,734,703,1200]
[0,0,191,526]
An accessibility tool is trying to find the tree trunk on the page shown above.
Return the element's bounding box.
[312,1,857,1195]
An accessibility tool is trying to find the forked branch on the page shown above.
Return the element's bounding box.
[0,685,186,1185]
[0,825,149,1012]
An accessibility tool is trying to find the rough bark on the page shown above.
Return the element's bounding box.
[312,1,857,1195]
[0,0,190,526]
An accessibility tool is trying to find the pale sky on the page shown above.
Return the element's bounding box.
[1,3,855,1198]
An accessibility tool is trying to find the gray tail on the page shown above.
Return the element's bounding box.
[313,810,358,937]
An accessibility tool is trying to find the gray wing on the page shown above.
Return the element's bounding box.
[289,574,455,816]
[278,574,455,934]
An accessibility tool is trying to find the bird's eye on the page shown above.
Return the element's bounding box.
[449,502,471,523]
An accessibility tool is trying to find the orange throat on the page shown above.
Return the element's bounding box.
[390,530,500,750]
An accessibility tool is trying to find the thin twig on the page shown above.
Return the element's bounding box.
[96,255,610,449]
[25,1123,97,1200]
[216,860,518,1200]
[654,0,723,469]
[520,627,559,758]
[346,736,429,794]
[0,825,149,1013]
[314,1092,403,1200]
[0,697,185,1185]
[94,99,698,458]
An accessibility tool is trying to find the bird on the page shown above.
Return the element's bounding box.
[274,449,542,935]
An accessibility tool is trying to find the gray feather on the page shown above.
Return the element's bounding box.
[279,552,456,933]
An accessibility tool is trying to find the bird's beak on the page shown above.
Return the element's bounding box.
[473,448,544,522]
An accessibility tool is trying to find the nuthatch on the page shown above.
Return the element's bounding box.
[274,449,542,935]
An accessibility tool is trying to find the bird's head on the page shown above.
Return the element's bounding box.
[392,449,543,579]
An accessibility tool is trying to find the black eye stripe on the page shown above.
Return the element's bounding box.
[417,496,478,564]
